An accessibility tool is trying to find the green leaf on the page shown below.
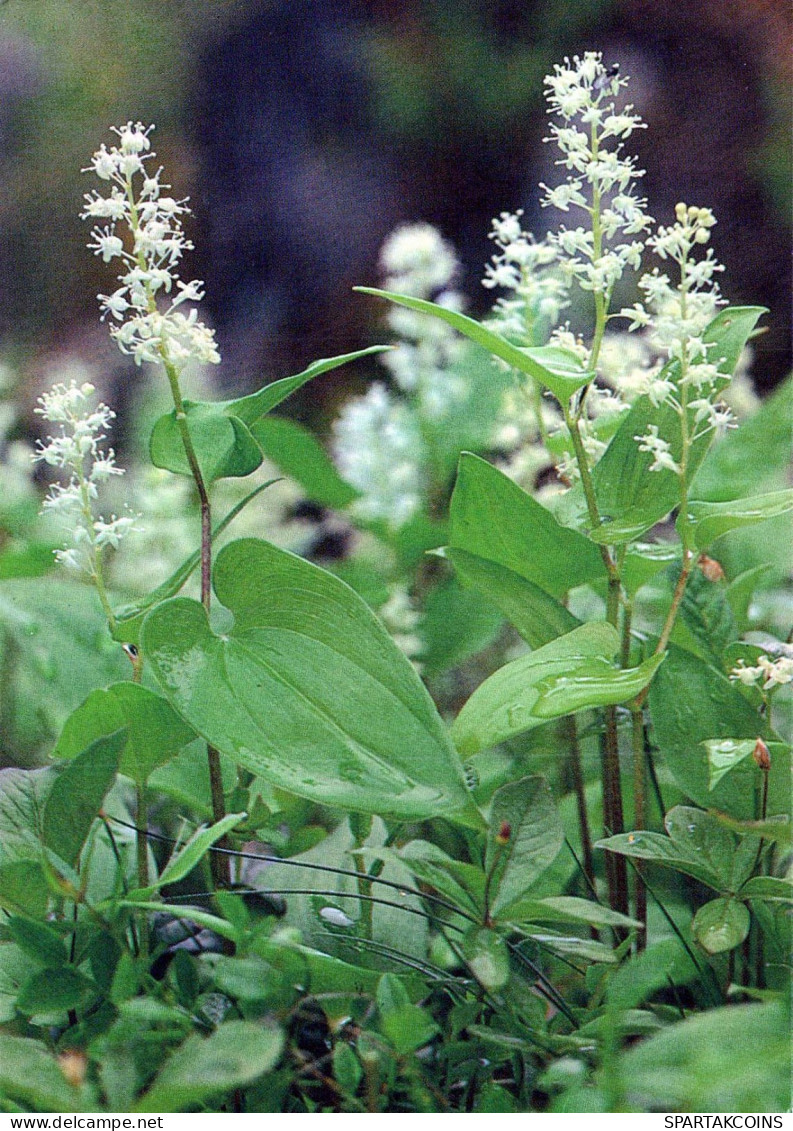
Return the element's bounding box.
[376,972,412,1016]
[691,377,792,502]
[449,453,605,598]
[664,806,738,889]
[333,1042,363,1094]
[583,307,767,540]
[378,840,484,918]
[0,767,54,864]
[687,489,793,549]
[150,349,390,485]
[596,831,723,890]
[619,999,791,1113]
[147,812,246,891]
[709,809,791,846]
[0,580,128,762]
[226,347,389,424]
[6,915,66,966]
[606,937,698,1010]
[446,547,579,648]
[649,646,789,818]
[0,944,37,1024]
[142,538,475,822]
[150,402,263,482]
[0,861,50,918]
[621,542,681,598]
[677,566,737,667]
[116,901,240,944]
[17,966,98,1016]
[739,876,793,902]
[42,729,126,867]
[692,898,750,954]
[136,1021,284,1113]
[250,415,358,508]
[485,775,564,919]
[380,1003,440,1055]
[110,479,278,645]
[532,652,665,718]
[460,927,510,990]
[0,1035,84,1112]
[256,819,430,961]
[451,622,619,756]
[355,287,594,401]
[419,573,504,676]
[703,738,789,791]
[53,683,195,786]
[502,896,641,930]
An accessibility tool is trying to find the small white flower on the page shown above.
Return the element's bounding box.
[84,123,220,376]
[34,380,136,579]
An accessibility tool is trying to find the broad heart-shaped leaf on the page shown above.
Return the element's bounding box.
[111,479,277,645]
[569,306,767,542]
[150,347,387,484]
[445,548,579,648]
[249,415,359,509]
[135,1020,284,1113]
[692,898,750,954]
[150,402,263,482]
[531,651,665,719]
[142,538,476,822]
[686,489,793,550]
[648,645,788,818]
[355,287,594,401]
[452,622,619,756]
[449,453,605,599]
[42,729,126,867]
[485,775,565,919]
[52,683,196,786]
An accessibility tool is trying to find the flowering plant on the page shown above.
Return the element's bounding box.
[0,59,790,1116]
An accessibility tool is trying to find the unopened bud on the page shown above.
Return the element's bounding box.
[58,1050,87,1088]
[698,554,725,582]
[495,821,512,845]
[752,737,771,772]
[695,228,711,244]
[675,202,688,223]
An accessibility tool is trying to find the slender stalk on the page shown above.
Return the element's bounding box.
[564,715,595,890]
[135,786,149,891]
[631,705,647,947]
[159,354,230,890]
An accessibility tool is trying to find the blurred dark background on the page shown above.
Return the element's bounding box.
[0,0,790,424]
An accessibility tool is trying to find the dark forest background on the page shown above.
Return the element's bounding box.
[0,0,789,429]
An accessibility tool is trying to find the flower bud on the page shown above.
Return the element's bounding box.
[698,554,725,582]
[752,737,771,772]
[58,1050,87,1088]
[495,821,512,845]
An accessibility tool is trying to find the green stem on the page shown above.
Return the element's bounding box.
[160,358,229,892]
[564,715,595,890]
[631,706,647,948]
